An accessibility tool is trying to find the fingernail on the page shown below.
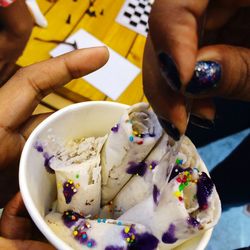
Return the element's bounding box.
[190,114,215,129]
[158,117,180,141]
[158,53,181,91]
[186,61,221,94]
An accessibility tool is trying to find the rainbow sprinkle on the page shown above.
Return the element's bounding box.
[122,225,136,244]
[72,220,96,247]
[173,169,197,202]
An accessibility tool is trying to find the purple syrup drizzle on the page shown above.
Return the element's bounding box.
[162,224,178,244]
[34,141,55,174]
[168,166,193,183]
[187,216,200,228]
[111,124,119,133]
[197,172,214,210]
[126,162,147,177]
[62,210,84,228]
[34,141,43,152]
[43,152,55,174]
[128,232,159,250]
[153,185,160,205]
[105,246,123,250]
[63,180,77,204]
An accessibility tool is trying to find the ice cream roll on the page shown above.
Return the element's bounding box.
[44,136,107,217]
[46,211,159,250]
[119,138,221,249]
[111,134,170,218]
[101,103,163,205]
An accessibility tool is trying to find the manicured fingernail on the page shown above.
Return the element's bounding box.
[189,114,215,129]
[158,53,181,91]
[186,61,221,94]
[158,117,180,141]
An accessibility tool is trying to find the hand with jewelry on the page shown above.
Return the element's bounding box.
[143,0,250,140]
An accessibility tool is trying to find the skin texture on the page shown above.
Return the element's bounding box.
[0,0,34,85]
[143,0,250,135]
[0,47,109,249]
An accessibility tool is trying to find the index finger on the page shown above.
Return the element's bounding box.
[0,47,109,130]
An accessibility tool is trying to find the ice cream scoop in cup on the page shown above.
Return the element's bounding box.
[19,101,220,250]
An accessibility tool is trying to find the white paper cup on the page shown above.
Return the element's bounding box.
[19,101,212,250]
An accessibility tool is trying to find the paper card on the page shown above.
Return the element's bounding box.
[50,29,141,100]
[116,0,154,37]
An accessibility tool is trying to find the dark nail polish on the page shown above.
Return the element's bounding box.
[186,61,221,94]
[158,53,181,91]
[158,117,180,141]
[190,114,215,129]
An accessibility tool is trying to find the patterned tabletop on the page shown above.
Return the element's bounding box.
[18,0,149,114]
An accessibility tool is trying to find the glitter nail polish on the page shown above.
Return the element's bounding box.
[157,117,180,141]
[158,53,181,91]
[189,114,215,129]
[186,61,221,94]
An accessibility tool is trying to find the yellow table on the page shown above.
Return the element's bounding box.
[18,0,148,114]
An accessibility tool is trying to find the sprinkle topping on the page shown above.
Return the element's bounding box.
[63,179,79,204]
[173,168,199,202]
[72,220,96,247]
[122,225,136,244]
[62,210,84,228]
[149,161,158,170]
[129,136,134,142]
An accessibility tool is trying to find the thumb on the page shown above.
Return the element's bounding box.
[149,0,209,87]
[0,237,55,250]
[0,193,32,240]
[185,45,250,101]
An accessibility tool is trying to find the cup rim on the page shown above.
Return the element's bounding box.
[19,101,212,250]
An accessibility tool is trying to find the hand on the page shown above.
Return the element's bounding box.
[0,192,56,250]
[0,0,34,84]
[0,46,109,206]
[143,0,250,139]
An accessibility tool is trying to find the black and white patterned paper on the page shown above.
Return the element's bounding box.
[116,0,154,36]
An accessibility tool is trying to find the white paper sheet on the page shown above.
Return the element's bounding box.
[50,29,141,100]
